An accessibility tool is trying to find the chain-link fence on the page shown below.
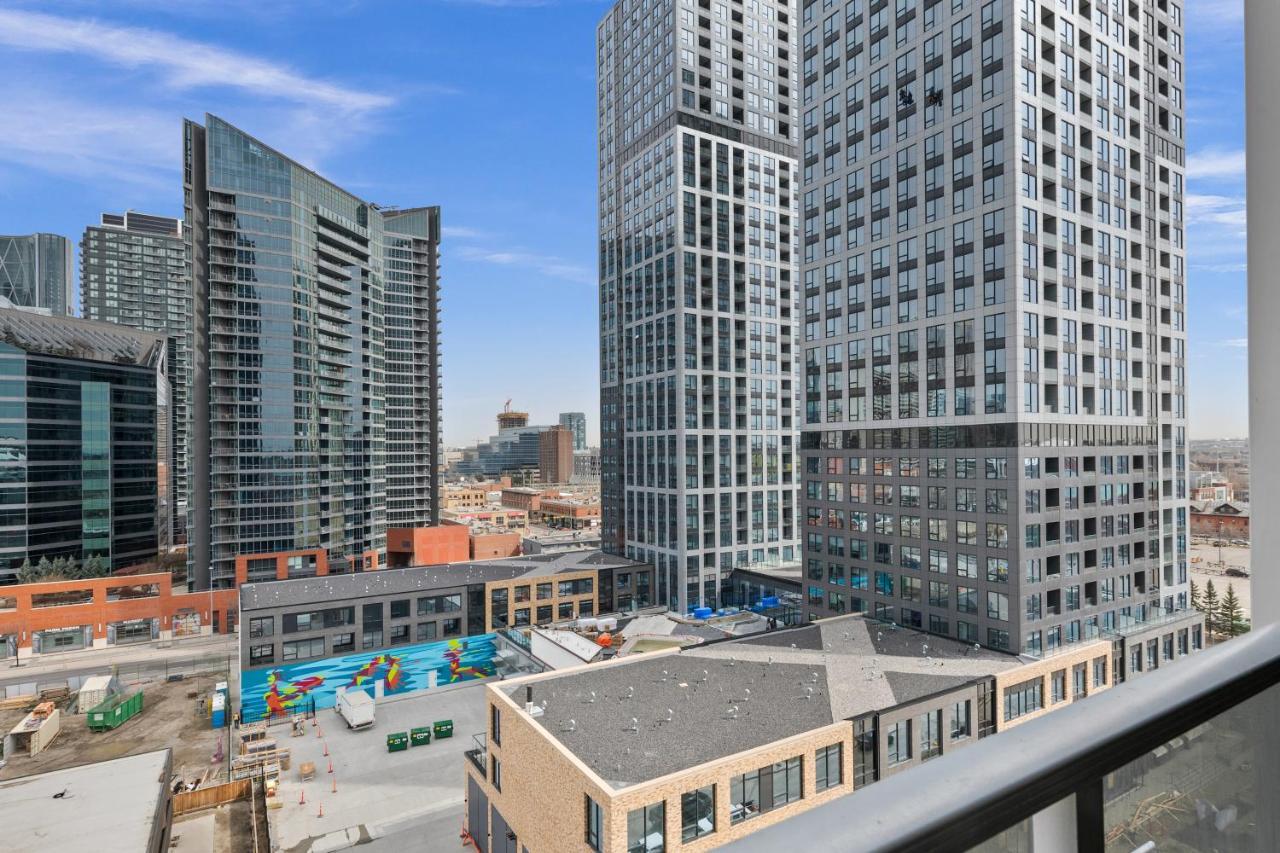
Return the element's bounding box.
[1,653,233,699]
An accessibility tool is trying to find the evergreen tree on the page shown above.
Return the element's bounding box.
[83,554,107,577]
[35,556,53,579]
[16,557,34,584]
[64,555,79,579]
[1220,585,1247,637]
[1190,579,1201,612]
[1203,580,1220,638]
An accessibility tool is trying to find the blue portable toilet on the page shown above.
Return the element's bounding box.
[693,606,713,620]
[211,691,226,729]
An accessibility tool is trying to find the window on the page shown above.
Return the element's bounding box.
[586,796,603,852]
[627,802,665,853]
[730,768,762,824]
[332,632,354,653]
[949,701,971,739]
[249,617,274,638]
[491,703,501,746]
[919,710,942,760]
[1052,669,1067,703]
[887,720,912,765]
[1092,656,1107,688]
[772,756,803,806]
[281,637,325,662]
[490,755,501,791]
[443,618,461,637]
[815,743,843,791]
[249,644,274,665]
[416,622,437,642]
[389,624,410,645]
[681,785,716,842]
[1003,677,1044,721]
[390,599,410,620]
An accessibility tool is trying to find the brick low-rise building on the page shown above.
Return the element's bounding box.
[463,614,1117,852]
[1189,500,1250,539]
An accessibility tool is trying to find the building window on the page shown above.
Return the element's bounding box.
[514,608,531,627]
[886,720,912,765]
[918,710,942,760]
[249,644,274,665]
[815,744,843,791]
[537,582,553,600]
[586,795,603,852]
[681,784,716,842]
[559,602,575,620]
[249,617,274,638]
[730,768,762,824]
[491,703,501,746]
[390,599,410,620]
[1072,663,1088,699]
[490,755,501,792]
[443,619,461,637]
[772,756,803,806]
[1052,670,1066,703]
[281,637,324,662]
[626,802,665,853]
[416,622,437,642]
[389,624,410,645]
[537,605,553,623]
[949,701,971,739]
[362,630,383,649]
[854,718,877,785]
[1003,677,1044,721]
[332,633,355,653]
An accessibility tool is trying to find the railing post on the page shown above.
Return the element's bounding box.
[1029,795,1076,853]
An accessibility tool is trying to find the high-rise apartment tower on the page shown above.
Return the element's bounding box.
[0,234,73,315]
[797,0,1191,656]
[184,115,440,589]
[598,0,802,613]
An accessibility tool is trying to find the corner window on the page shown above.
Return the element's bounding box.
[626,801,664,853]
[586,795,602,852]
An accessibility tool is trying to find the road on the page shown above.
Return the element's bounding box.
[357,800,466,852]
[0,634,236,692]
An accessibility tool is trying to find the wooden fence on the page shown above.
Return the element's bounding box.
[173,779,251,815]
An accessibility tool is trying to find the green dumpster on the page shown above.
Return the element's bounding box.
[432,719,453,739]
[410,727,432,747]
[87,690,144,732]
[386,731,409,752]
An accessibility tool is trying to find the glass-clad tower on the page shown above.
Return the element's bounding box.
[598,0,802,613]
[797,0,1192,655]
[185,115,439,589]
[0,234,73,315]
[81,212,191,544]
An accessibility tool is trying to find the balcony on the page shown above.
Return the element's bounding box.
[465,732,487,775]
[729,623,1280,852]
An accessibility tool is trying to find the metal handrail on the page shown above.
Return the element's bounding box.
[727,623,1280,852]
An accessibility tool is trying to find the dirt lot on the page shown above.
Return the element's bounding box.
[0,669,229,784]
[1190,541,1252,618]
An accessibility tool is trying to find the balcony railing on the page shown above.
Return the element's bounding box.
[465,732,486,775]
[728,622,1280,853]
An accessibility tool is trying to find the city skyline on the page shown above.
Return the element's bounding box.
[0,0,1246,445]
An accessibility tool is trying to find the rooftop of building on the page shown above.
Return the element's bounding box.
[0,749,170,852]
[504,614,1023,788]
[1190,499,1250,516]
[0,306,166,366]
[239,550,648,611]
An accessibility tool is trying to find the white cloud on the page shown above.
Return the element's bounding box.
[454,245,594,285]
[1188,149,1246,181]
[442,226,488,240]
[1186,194,1247,233]
[0,9,392,115]
[1218,338,1249,349]
[1189,0,1243,26]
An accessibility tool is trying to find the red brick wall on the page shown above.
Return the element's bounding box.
[0,572,238,651]
[386,526,470,567]
[470,532,522,560]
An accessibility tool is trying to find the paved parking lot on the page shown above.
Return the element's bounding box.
[271,679,489,853]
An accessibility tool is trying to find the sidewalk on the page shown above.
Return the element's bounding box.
[0,633,237,690]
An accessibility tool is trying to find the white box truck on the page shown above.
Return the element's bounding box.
[337,689,375,730]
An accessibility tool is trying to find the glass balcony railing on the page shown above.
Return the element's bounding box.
[728,622,1280,852]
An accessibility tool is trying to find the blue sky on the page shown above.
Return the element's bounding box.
[0,0,1247,442]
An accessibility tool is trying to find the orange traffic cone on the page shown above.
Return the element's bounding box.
[323,742,329,757]
[331,776,337,794]
[299,788,306,806]
[327,758,334,774]
[318,802,324,818]
[315,725,322,739]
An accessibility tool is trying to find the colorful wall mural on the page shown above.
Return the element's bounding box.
[240,634,499,720]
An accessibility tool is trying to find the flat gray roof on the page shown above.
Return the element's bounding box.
[240,550,648,611]
[0,749,169,852]
[508,615,1022,787]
